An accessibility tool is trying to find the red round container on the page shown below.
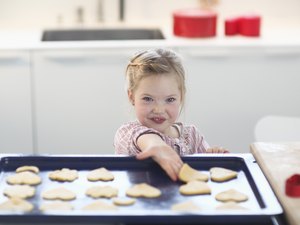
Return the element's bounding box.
[173,8,217,38]
[239,14,261,37]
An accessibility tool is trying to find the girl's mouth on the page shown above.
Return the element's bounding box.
[151,117,166,124]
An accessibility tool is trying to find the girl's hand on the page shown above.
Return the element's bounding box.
[136,144,183,182]
[206,146,230,153]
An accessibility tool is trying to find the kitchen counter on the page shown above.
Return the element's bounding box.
[251,142,300,225]
[1,26,300,50]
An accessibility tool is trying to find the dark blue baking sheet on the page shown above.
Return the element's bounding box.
[0,155,280,224]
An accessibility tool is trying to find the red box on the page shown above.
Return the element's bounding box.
[173,8,217,38]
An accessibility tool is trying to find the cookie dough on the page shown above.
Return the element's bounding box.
[42,187,76,201]
[179,164,209,183]
[0,197,34,212]
[210,167,238,182]
[86,185,118,198]
[215,189,248,202]
[82,200,117,210]
[87,167,114,181]
[216,201,248,210]
[179,180,211,195]
[49,168,78,182]
[16,165,39,174]
[6,171,41,185]
[3,185,35,199]
[112,197,136,206]
[126,183,161,198]
[40,201,73,211]
[171,200,200,211]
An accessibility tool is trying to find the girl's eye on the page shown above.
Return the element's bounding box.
[142,96,153,102]
[166,97,176,103]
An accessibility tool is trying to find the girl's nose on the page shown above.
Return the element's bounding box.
[153,103,164,113]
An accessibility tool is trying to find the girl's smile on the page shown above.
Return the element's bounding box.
[151,116,166,124]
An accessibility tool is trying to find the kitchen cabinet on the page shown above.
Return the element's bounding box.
[178,47,300,153]
[32,48,144,154]
[0,51,33,153]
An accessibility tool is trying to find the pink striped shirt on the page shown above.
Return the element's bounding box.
[114,121,210,156]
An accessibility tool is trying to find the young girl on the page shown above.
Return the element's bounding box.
[114,48,228,181]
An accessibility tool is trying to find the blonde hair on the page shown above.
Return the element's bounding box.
[126,48,186,106]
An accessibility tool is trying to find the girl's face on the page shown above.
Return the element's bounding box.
[128,74,182,135]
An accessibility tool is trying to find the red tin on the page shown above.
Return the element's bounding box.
[173,8,217,38]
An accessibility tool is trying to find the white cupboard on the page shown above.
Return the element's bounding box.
[178,47,300,152]
[0,51,33,153]
[32,48,142,154]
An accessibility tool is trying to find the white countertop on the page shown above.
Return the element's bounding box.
[1,27,300,51]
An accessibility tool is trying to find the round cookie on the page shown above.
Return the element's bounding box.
[112,197,136,206]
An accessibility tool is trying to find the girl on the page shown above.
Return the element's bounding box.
[114,48,228,181]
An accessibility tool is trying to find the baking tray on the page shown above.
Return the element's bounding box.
[0,154,282,224]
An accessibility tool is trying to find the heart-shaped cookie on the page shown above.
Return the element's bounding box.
[215,189,248,202]
[179,180,211,195]
[179,163,209,183]
[210,167,238,182]
[126,183,161,198]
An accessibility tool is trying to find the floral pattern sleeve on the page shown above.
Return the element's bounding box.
[114,121,163,155]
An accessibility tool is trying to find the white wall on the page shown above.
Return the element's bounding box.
[0,0,300,30]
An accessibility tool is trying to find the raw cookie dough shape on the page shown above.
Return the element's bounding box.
[40,201,73,211]
[42,187,76,201]
[215,189,248,202]
[112,197,136,206]
[216,201,248,210]
[82,200,118,210]
[86,185,118,198]
[49,168,78,182]
[16,165,39,174]
[179,180,211,195]
[87,167,114,181]
[6,171,41,185]
[3,185,35,199]
[179,163,209,183]
[126,183,161,198]
[0,197,34,212]
[171,200,200,211]
[210,167,238,182]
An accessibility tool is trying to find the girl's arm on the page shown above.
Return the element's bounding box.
[136,133,183,181]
